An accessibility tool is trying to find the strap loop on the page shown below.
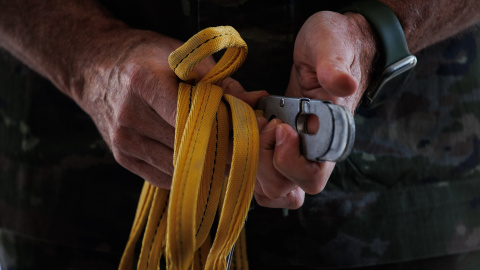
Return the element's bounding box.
[120,26,257,270]
[168,26,248,84]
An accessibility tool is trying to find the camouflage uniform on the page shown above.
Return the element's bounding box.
[196,2,480,268]
[1,0,480,269]
[0,48,144,269]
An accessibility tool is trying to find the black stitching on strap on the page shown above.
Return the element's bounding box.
[173,34,230,71]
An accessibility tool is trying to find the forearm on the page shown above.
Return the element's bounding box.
[382,0,480,53]
[0,0,136,101]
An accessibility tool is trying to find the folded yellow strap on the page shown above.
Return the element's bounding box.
[168,25,247,84]
[167,81,224,269]
[204,94,258,270]
[119,26,257,270]
[120,183,156,270]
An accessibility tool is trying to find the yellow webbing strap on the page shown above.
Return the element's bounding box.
[119,26,258,270]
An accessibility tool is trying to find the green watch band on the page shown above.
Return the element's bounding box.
[341,0,417,107]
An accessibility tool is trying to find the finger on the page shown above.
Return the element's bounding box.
[307,16,359,97]
[291,49,358,100]
[257,116,268,130]
[141,107,175,148]
[116,154,172,189]
[117,95,175,148]
[315,60,361,112]
[257,119,298,199]
[126,135,175,177]
[194,55,217,80]
[253,183,305,209]
[316,61,358,97]
[287,12,362,101]
[285,65,305,98]
[112,127,174,177]
[129,66,180,127]
[273,123,334,195]
[221,77,269,107]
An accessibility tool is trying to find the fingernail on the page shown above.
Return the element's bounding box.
[256,116,263,126]
[276,125,285,146]
[260,118,277,133]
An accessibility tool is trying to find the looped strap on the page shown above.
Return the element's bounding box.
[120,26,258,270]
[168,26,247,84]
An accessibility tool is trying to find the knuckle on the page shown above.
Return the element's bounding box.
[122,60,178,126]
[286,189,305,209]
[116,102,135,127]
[111,126,131,150]
[273,150,289,168]
[253,193,271,208]
[262,187,284,200]
[288,201,302,210]
[289,200,303,210]
[259,177,293,200]
[123,63,153,100]
[149,173,172,190]
[304,179,327,195]
[111,147,128,167]
[221,78,241,94]
[123,62,149,93]
[150,153,175,177]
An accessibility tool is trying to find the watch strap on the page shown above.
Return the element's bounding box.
[341,0,411,68]
[340,0,415,107]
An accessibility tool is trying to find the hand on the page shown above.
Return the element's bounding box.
[77,28,268,190]
[287,11,377,111]
[77,30,210,189]
[253,11,378,209]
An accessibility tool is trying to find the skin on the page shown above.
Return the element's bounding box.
[1,0,480,209]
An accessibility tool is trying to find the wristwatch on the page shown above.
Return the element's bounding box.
[341,0,417,108]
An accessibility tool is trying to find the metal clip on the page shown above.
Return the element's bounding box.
[256,95,355,162]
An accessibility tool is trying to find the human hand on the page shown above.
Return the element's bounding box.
[77,29,269,190]
[253,11,378,209]
[76,31,181,189]
[75,30,218,189]
[287,11,377,111]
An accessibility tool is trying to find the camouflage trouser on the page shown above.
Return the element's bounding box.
[2,1,480,268]
[242,24,480,268]
[0,229,121,270]
[245,203,480,270]
[2,224,480,270]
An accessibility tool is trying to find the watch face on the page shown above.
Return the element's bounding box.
[368,55,417,107]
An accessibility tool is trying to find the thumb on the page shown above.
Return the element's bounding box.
[315,59,358,97]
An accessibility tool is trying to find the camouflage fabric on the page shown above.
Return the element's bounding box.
[0,49,143,269]
[242,19,480,270]
[197,0,353,93]
[0,1,199,269]
[196,1,480,268]
[1,0,480,269]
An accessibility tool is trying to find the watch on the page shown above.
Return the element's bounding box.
[341,0,417,108]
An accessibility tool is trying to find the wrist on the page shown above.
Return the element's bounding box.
[341,1,417,108]
[343,12,379,108]
[68,23,135,103]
